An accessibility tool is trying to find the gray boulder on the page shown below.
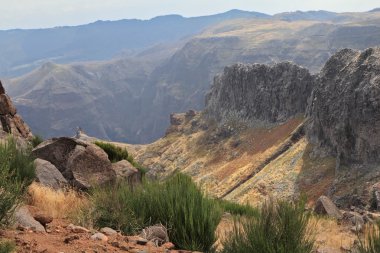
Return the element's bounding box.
[314,195,343,219]
[32,137,116,189]
[14,206,45,232]
[34,158,68,190]
[112,160,142,185]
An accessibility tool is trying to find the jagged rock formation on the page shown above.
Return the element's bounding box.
[307,48,380,166]
[32,137,116,189]
[0,80,32,141]
[205,62,315,125]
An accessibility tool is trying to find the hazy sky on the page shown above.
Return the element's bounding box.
[1,0,378,30]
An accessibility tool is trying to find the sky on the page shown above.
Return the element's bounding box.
[0,0,379,30]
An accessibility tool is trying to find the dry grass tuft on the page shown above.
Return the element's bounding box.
[27,182,89,219]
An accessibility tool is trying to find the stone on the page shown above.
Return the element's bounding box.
[32,137,116,189]
[67,224,90,233]
[64,235,79,244]
[307,48,380,165]
[314,196,343,219]
[135,237,148,245]
[34,158,68,190]
[162,242,175,249]
[91,232,108,242]
[27,206,53,227]
[100,227,118,236]
[170,113,184,126]
[139,224,169,246]
[205,62,315,125]
[14,206,45,232]
[111,160,142,185]
[343,211,364,227]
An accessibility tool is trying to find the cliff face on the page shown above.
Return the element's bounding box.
[205,62,315,126]
[307,48,380,166]
[0,80,32,141]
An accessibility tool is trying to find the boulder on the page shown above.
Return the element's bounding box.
[112,160,142,185]
[14,206,45,232]
[91,232,108,242]
[27,206,53,227]
[34,158,68,190]
[100,227,118,236]
[139,224,169,246]
[314,195,343,219]
[32,137,116,189]
[0,94,16,116]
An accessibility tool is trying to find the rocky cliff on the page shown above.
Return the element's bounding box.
[205,62,314,126]
[307,48,380,166]
[0,80,32,141]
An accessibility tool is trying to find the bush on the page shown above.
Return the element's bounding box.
[221,199,314,253]
[31,135,43,148]
[92,173,222,252]
[94,141,146,173]
[94,141,129,162]
[0,240,15,253]
[217,199,259,217]
[358,220,380,253]
[0,137,35,226]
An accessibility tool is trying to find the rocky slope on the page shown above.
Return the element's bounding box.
[0,80,32,142]
[307,48,380,166]
[123,47,380,211]
[205,62,314,125]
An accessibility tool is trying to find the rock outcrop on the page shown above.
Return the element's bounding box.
[205,62,315,126]
[32,137,116,189]
[307,48,380,165]
[34,158,68,190]
[0,80,32,141]
[112,160,142,185]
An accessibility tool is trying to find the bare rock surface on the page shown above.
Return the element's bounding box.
[314,195,343,219]
[14,206,45,232]
[112,159,142,185]
[34,158,68,190]
[0,80,33,141]
[307,48,380,165]
[205,62,315,126]
[32,137,116,189]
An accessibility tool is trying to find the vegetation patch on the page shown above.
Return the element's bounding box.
[358,220,380,253]
[91,173,222,252]
[0,137,35,226]
[221,199,315,253]
[0,240,15,253]
[94,141,146,173]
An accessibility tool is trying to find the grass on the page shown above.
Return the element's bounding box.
[217,199,259,217]
[27,182,89,219]
[358,221,380,253]
[91,173,222,252]
[95,141,147,173]
[0,240,15,253]
[0,137,35,226]
[31,135,44,148]
[221,199,315,253]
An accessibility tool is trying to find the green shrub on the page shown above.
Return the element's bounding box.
[92,173,222,252]
[217,199,259,217]
[0,137,35,226]
[31,135,43,148]
[358,220,380,253]
[94,141,146,173]
[94,141,129,162]
[221,199,314,253]
[0,240,15,253]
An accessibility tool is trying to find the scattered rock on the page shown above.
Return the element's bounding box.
[314,196,343,219]
[162,242,175,249]
[111,160,142,185]
[67,224,90,233]
[64,235,79,244]
[14,206,45,232]
[91,232,108,242]
[32,137,116,189]
[139,224,169,246]
[100,227,118,236]
[34,158,68,190]
[135,237,148,245]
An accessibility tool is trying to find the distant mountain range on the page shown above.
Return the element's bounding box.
[0,10,269,77]
[4,9,380,143]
